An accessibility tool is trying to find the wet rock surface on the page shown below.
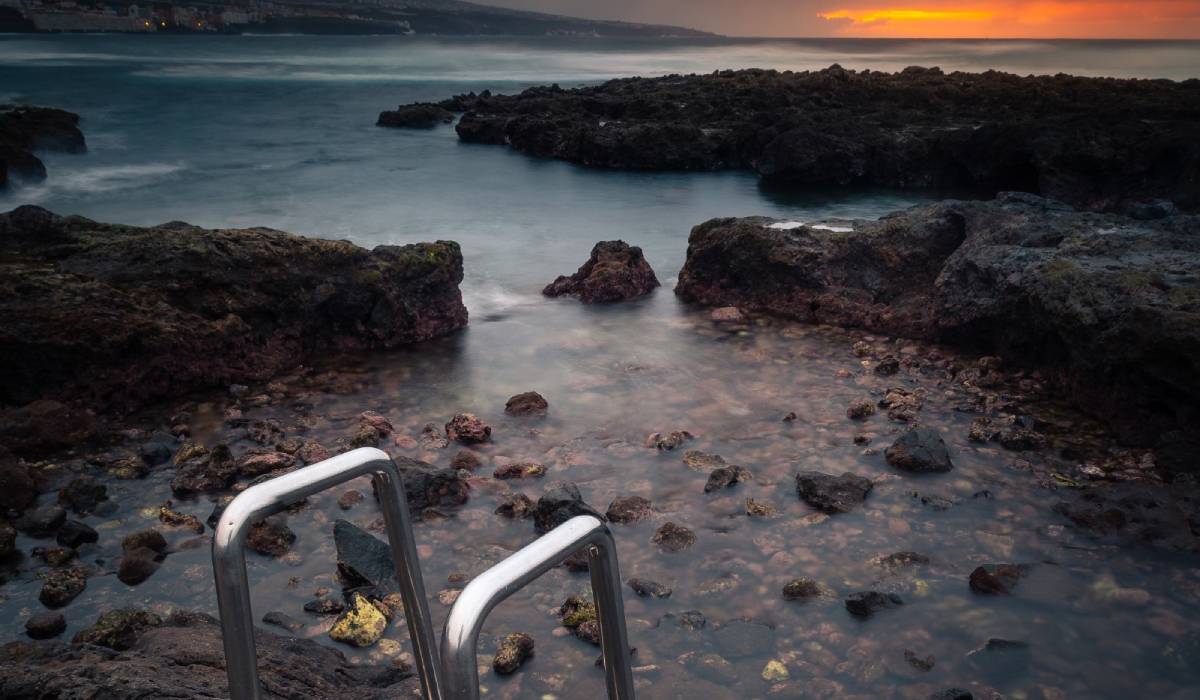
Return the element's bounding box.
[886,428,954,473]
[543,240,660,304]
[681,195,1195,449]
[504,391,548,416]
[0,105,86,188]
[493,631,535,674]
[0,205,468,432]
[676,194,1200,447]
[424,67,1199,213]
[1,610,418,698]
[795,471,873,513]
[533,481,603,533]
[845,591,904,618]
[376,102,454,128]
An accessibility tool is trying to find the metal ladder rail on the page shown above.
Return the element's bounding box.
[440,515,636,700]
[211,447,443,700]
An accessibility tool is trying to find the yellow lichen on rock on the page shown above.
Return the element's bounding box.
[329,593,387,648]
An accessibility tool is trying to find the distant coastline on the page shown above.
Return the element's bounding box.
[0,1,716,37]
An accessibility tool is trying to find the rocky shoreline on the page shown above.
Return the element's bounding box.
[380,66,1200,215]
[675,193,1200,456]
[0,105,86,189]
[0,206,467,453]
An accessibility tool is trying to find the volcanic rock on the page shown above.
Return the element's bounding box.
[543,241,660,304]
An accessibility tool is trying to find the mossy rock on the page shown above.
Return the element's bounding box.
[329,593,387,648]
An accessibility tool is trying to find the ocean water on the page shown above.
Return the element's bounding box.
[2,34,1200,699]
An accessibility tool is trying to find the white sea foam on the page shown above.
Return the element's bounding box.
[5,162,185,203]
[766,221,805,229]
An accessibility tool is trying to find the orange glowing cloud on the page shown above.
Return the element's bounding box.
[817,1,1200,38]
[820,8,995,24]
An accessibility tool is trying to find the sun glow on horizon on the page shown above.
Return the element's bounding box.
[819,8,996,24]
[816,2,1200,38]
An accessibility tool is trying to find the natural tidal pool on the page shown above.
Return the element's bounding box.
[3,298,1198,699]
[2,33,1199,700]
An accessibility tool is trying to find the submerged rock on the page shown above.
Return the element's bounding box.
[651,522,696,553]
[675,195,1200,447]
[395,456,470,512]
[25,612,67,640]
[39,567,87,608]
[646,431,694,450]
[504,391,548,416]
[782,578,832,602]
[56,520,98,548]
[170,444,237,496]
[495,492,534,519]
[845,591,903,618]
[57,476,107,515]
[0,457,37,512]
[795,471,873,514]
[492,632,535,674]
[704,464,752,493]
[606,495,652,523]
[246,518,296,558]
[0,206,468,425]
[969,564,1030,595]
[118,548,162,586]
[0,520,15,557]
[493,461,545,479]
[16,503,66,537]
[629,578,672,599]
[966,638,1032,677]
[445,413,491,444]
[885,428,954,473]
[543,240,660,304]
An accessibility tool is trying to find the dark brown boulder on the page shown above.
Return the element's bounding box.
[504,391,548,416]
[969,564,1030,595]
[543,241,660,304]
[0,206,467,439]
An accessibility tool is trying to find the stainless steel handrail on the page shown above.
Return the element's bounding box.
[440,515,636,700]
[212,447,442,700]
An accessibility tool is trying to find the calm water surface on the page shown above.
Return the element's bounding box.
[1,35,1199,699]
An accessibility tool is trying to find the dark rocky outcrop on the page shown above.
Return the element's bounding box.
[795,471,873,514]
[505,391,548,416]
[543,240,660,304]
[676,194,1200,449]
[412,67,1199,214]
[885,428,954,473]
[1,610,419,698]
[0,206,467,448]
[376,102,454,128]
[532,481,603,534]
[0,105,86,189]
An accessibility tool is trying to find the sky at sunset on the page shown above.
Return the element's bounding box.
[486,1,1200,38]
